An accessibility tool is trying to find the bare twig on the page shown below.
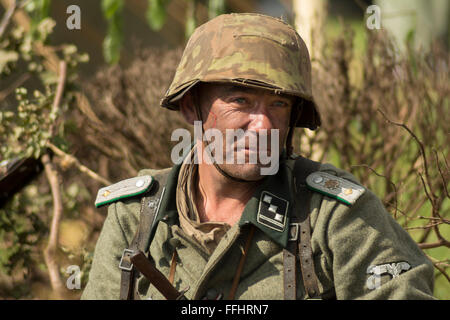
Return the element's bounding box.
[47,142,112,186]
[0,72,30,102]
[441,150,449,173]
[435,266,450,283]
[42,61,67,300]
[434,261,450,268]
[378,108,437,200]
[49,61,67,136]
[426,254,450,283]
[405,222,443,231]
[418,239,450,250]
[377,108,448,246]
[74,92,103,125]
[417,216,450,224]
[433,264,450,283]
[309,24,449,289]
[352,164,399,218]
[433,150,449,199]
[42,153,65,299]
[0,0,16,38]
[417,172,441,219]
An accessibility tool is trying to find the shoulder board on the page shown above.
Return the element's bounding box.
[95,175,154,208]
[306,171,365,206]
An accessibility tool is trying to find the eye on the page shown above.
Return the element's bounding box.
[232,97,248,105]
[273,100,289,108]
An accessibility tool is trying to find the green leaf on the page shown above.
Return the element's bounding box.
[405,29,415,50]
[40,70,58,84]
[146,0,168,31]
[185,0,197,39]
[30,0,52,38]
[103,25,123,64]
[39,0,51,19]
[36,17,56,42]
[101,0,124,64]
[185,16,196,39]
[208,0,225,19]
[0,50,19,72]
[405,29,417,76]
[102,0,124,19]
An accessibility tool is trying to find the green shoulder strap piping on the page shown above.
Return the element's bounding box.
[305,171,366,206]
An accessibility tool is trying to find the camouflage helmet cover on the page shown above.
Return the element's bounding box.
[160,13,321,129]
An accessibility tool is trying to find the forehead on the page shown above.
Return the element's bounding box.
[197,82,296,101]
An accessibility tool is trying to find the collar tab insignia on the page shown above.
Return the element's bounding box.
[257,191,289,232]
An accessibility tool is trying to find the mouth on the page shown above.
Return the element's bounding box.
[244,146,259,152]
[242,148,272,155]
[234,142,271,153]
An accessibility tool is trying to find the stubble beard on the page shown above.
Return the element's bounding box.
[217,162,265,182]
[213,148,278,182]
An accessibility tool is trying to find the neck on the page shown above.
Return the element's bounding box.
[194,145,260,225]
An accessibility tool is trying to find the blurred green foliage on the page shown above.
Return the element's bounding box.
[102,0,226,64]
[101,0,124,65]
[0,1,88,297]
[146,0,169,31]
[0,184,50,275]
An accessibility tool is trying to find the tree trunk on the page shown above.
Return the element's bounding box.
[292,0,328,161]
[293,0,328,60]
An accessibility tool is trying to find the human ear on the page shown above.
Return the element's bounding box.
[179,92,197,125]
[289,98,303,127]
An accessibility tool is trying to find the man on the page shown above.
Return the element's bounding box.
[81,13,435,300]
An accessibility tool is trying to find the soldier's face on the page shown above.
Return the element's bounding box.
[181,83,294,181]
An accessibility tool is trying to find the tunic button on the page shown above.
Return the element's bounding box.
[204,288,222,300]
[313,176,324,184]
[135,179,145,187]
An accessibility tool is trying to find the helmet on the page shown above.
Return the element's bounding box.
[160,13,321,130]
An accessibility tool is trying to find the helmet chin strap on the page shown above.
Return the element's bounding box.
[286,100,303,158]
[193,94,260,183]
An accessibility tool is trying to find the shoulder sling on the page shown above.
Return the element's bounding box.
[283,156,321,299]
[119,172,169,300]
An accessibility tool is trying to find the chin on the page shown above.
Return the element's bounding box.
[218,163,266,182]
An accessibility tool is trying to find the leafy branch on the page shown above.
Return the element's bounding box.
[0,0,108,298]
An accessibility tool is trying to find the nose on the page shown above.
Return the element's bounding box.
[247,103,274,132]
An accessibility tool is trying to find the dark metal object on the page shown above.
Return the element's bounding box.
[0,157,44,208]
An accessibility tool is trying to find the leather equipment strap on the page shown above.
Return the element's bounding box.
[227,225,256,300]
[168,251,178,284]
[119,173,169,300]
[298,214,320,298]
[283,156,321,299]
[118,195,146,300]
[130,251,188,300]
[283,225,298,299]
